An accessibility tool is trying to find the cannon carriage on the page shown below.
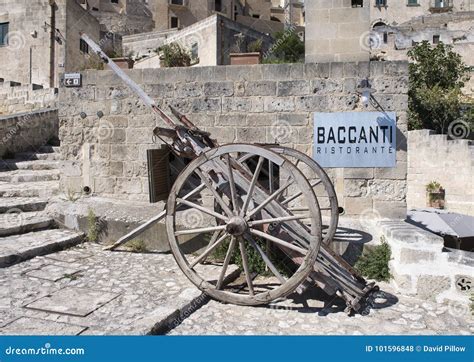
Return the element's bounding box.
[80,34,379,314]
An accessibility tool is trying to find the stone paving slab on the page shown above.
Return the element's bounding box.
[0,229,84,268]
[24,264,83,282]
[0,244,235,335]
[1,317,87,335]
[169,283,474,335]
[25,287,120,317]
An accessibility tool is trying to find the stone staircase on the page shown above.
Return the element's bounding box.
[0,147,84,268]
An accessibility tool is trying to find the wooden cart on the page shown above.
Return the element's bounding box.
[81,34,378,314]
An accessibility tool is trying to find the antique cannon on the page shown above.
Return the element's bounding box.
[80,34,378,314]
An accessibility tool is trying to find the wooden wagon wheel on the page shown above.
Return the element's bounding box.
[256,147,339,245]
[166,144,322,306]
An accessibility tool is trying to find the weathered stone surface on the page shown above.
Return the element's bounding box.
[0,244,237,335]
[25,264,83,282]
[1,317,87,335]
[416,276,452,300]
[169,282,472,335]
[25,287,120,317]
[0,229,84,268]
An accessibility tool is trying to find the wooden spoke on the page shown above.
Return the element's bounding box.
[239,238,255,296]
[195,169,234,217]
[248,214,310,227]
[289,207,331,212]
[207,229,222,249]
[281,180,322,206]
[176,198,229,222]
[216,236,237,290]
[240,156,265,217]
[245,180,294,221]
[250,229,307,255]
[189,233,229,269]
[244,234,286,285]
[175,225,226,236]
[225,154,239,215]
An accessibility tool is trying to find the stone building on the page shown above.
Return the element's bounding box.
[370,0,474,27]
[0,0,101,88]
[124,14,273,65]
[150,0,303,32]
[81,0,155,35]
[305,0,474,93]
[305,0,371,63]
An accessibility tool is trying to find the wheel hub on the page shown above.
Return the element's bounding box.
[226,216,248,236]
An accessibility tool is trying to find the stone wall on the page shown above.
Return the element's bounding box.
[407,130,474,216]
[0,82,57,115]
[0,109,59,158]
[58,61,409,219]
[305,0,371,63]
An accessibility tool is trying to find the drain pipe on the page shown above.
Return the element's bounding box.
[49,0,56,88]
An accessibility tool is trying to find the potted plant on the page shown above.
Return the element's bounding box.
[111,51,135,69]
[230,37,262,65]
[426,181,445,209]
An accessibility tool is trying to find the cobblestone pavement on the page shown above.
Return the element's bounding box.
[169,283,474,335]
[1,243,473,336]
[0,243,233,335]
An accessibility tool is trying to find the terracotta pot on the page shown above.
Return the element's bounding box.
[427,189,445,209]
[111,57,135,69]
[230,52,261,65]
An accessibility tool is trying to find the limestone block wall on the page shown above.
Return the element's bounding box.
[305,0,371,63]
[0,83,57,115]
[407,130,474,216]
[58,61,409,219]
[0,109,59,158]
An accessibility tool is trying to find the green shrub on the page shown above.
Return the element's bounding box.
[248,38,263,53]
[125,239,148,253]
[87,209,99,242]
[211,235,294,277]
[355,237,392,282]
[159,43,192,68]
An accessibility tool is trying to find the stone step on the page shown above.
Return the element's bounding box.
[38,146,60,154]
[0,181,59,198]
[0,160,59,172]
[0,229,84,268]
[15,152,60,161]
[0,197,48,213]
[0,211,55,237]
[0,169,60,183]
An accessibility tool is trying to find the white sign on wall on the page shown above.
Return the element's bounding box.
[313,112,397,168]
[64,73,82,87]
